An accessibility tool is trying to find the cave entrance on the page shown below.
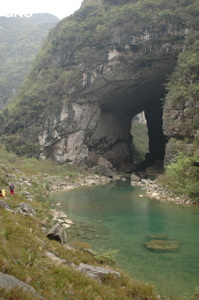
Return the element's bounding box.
[99,96,166,172]
[132,98,166,171]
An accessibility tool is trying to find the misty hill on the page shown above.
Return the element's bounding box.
[0,13,58,108]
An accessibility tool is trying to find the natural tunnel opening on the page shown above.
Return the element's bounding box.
[135,99,166,172]
[95,73,168,172]
[99,95,166,173]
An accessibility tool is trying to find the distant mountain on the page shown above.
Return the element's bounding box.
[0,13,58,108]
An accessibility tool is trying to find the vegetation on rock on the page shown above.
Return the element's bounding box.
[1,0,198,140]
[163,31,199,143]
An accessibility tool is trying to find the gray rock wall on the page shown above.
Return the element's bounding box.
[37,20,188,168]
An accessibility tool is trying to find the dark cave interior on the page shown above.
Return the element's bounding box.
[97,76,167,170]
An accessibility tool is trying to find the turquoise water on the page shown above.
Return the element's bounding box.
[49,181,199,298]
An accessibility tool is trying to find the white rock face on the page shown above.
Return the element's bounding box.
[54,131,88,163]
[39,102,101,164]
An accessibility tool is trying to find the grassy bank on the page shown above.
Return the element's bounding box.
[0,145,198,299]
[0,145,158,299]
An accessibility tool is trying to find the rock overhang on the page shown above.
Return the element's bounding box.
[38,18,188,169]
[79,38,182,116]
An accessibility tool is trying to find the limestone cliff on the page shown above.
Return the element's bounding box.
[163,31,199,164]
[1,0,198,170]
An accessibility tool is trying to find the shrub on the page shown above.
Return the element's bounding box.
[94,248,118,265]
[161,151,199,201]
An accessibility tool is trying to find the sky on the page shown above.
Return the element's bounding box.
[0,0,83,20]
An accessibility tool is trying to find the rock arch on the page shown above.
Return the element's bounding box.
[39,30,186,171]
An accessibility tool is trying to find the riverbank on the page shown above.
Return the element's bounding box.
[48,173,119,193]
[0,149,198,299]
[0,153,161,300]
[130,173,197,206]
[48,169,197,207]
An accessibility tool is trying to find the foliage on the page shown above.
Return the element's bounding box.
[165,31,199,108]
[1,135,40,158]
[160,151,199,201]
[94,248,118,265]
[163,31,199,140]
[0,14,58,109]
[103,0,135,5]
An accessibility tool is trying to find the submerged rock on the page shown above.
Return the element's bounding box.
[145,239,180,251]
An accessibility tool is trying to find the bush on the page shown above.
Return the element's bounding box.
[161,151,199,201]
[94,248,118,265]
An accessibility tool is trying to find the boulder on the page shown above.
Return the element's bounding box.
[92,165,114,177]
[131,174,140,183]
[98,157,113,169]
[78,263,120,283]
[45,251,67,265]
[15,203,35,216]
[0,272,42,299]
[47,223,67,244]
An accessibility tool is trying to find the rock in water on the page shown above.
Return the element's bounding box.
[145,239,180,251]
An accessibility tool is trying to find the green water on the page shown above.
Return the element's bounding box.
[49,181,199,298]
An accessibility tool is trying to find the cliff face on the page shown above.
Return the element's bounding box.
[38,26,185,169]
[1,0,198,170]
[163,31,199,164]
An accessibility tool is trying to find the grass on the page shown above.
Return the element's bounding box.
[0,144,159,300]
[0,206,158,299]
[0,144,198,299]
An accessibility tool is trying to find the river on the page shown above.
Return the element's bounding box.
[49,180,199,298]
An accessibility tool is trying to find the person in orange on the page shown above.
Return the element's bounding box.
[0,188,5,198]
[9,183,15,196]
